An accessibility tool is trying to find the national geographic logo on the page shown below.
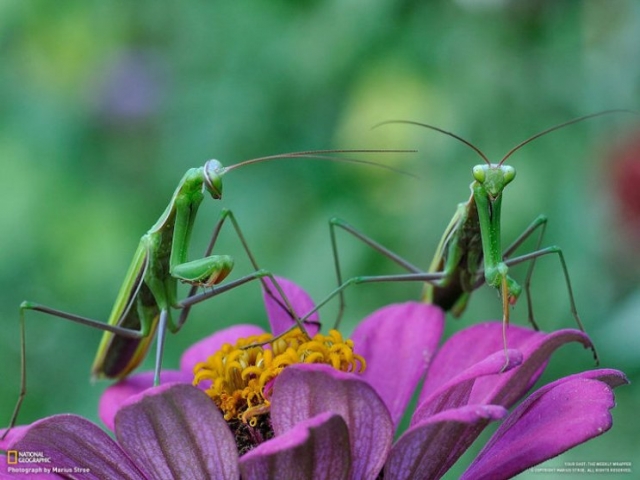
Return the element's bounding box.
[4,450,90,475]
[7,450,51,464]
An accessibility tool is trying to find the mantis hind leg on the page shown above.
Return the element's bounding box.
[501,214,549,330]
[502,245,585,332]
[501,215,582,333]
[175,208,312,336]
[3,305,28,441]
[1,302,145,440]
[504,221,600,364]
[329,217,425,329]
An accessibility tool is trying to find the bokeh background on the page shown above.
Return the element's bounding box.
[1,1,639,477]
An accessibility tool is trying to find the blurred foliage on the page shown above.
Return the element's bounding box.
[1,1,639,477]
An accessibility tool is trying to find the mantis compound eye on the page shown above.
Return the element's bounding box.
[502,165,516,185]
[203,159,224,199]
[472,165,486,183]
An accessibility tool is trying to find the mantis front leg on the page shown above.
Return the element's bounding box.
[174,208,308,333]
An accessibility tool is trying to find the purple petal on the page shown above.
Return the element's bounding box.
[413,349,522,424]
[239,412,350,480]
[471,327,596,408]
[385,404,507,480]
[404,349,520,478]
[271,364,393,480]
[462,369,629,480]
[420,322,542,403]
[413,325,595,471]
[180,323,266,374]
[99,371,189,431]
[351,302,445,427]
[420,323,596,410]
[115,383,239,480]
[9,414,148,480]
[262,276,320,337]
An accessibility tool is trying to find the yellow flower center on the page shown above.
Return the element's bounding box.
[193,328,366,425]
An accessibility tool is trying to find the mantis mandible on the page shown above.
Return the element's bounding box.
[305,111,634,365]
[2,149,411,438]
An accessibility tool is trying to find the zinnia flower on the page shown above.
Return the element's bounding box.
[1,278,628,479]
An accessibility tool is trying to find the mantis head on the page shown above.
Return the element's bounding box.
[203,159,225,199]
[472,164,516,200]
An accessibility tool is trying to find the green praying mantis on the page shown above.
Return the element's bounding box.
[2,149,412,439]
[303,111,634,365]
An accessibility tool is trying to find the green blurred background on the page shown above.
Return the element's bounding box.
[1,1,639,477]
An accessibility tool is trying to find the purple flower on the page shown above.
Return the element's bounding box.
[1,278,628,479]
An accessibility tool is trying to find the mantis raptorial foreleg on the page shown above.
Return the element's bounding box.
[175,208,301,330]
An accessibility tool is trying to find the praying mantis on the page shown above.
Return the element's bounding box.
[2,149,411,439]
[304,111,633,364]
